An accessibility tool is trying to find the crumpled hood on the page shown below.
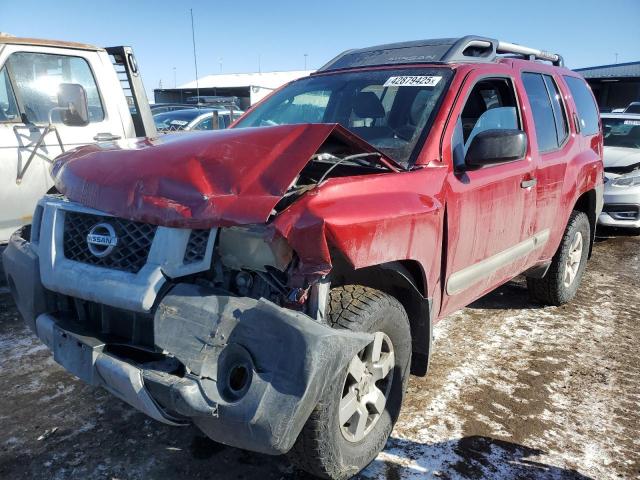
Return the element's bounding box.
[603,146,640,169]
[52,123,390,228]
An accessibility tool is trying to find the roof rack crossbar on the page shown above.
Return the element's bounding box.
[496,40,563,66]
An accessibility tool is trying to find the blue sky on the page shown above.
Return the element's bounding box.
[1,0,639,96]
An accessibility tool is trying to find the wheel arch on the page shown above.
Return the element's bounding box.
[572,188,597,258]
[328,253,433,376]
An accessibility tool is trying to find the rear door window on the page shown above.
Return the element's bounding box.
[563,76,599,135]
[6,52,105,124]
[522,72,568,152]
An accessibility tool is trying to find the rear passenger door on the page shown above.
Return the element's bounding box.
[440,74,537,316]
[520,72,572,245]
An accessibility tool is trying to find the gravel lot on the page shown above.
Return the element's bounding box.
[0,232,638,480]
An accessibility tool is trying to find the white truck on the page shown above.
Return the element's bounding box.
[0,35,156,244]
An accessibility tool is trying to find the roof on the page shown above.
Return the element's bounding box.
[600,112,640,119]
[574,61,640,79]
[318,36,563,72]
[0,34,102,51]
[177,70,313,90]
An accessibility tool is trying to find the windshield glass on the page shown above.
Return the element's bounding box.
[602,117,640,149]
[235,68,452,165]
[153,109,213,131]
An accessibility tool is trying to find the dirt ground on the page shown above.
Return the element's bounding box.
[0,231,638,480]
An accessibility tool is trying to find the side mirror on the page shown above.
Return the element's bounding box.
[465,129,527,168]
[57,83,90,126]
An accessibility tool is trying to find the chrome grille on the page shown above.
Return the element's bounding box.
[63,212,157,273]
[184,229,210,264]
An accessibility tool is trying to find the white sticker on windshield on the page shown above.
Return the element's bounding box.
[383,76,442,87]
[170,120,189,126]
[623,120,640,126]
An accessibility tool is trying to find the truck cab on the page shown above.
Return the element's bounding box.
[0,35,154,242]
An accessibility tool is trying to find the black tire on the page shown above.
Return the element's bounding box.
[527,211,591,306]
[288,285,411,480]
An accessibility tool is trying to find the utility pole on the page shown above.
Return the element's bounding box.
[258,54,261,74]
[219,57,223,73]
[173,67,176,88]
[190,8,200,102]
[304,53,308,70]
[615,52,619,63]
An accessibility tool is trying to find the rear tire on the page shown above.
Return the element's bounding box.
[288,285,411,480]
[527,211,590,306]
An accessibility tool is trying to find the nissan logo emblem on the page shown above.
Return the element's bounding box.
[86,223,118,257]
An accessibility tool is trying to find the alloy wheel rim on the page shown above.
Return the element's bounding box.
[339,332,395,443]
[564,231,583,288]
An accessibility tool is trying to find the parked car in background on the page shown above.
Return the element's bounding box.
[153,107,244,132]
[3,36,603,480]
[598,113,640,230]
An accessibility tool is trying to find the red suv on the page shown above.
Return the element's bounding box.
[3,36,603,479]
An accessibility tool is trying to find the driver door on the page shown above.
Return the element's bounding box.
[440,73,538,316]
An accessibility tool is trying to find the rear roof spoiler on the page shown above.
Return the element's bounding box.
[318,35,564,72]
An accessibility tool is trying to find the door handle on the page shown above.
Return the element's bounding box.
[93,132,121,142]
[521,178,537,189]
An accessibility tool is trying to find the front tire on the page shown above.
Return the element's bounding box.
[527,211,591,305]
[289,285,411,480]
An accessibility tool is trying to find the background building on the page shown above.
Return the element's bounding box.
[154,70,313,109]
[574,61,640,111]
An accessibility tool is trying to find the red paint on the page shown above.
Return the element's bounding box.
[53,58,602,322]
[52,123,398,228]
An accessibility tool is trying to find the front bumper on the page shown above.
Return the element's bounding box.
[3,229,372,455]
[598,182,640,229]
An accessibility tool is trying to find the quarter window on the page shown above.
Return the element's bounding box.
[5,52,105,124]
[522,73,560,152]
[564,76,599,136]
[0,66,19,122]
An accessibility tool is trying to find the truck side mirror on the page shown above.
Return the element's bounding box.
[57,83,90,126]
[465,129,527,168]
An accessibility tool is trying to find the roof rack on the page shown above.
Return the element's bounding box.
[317,35,564,72]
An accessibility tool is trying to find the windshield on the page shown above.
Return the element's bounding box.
[235,68,453,165]
[153,109,213,131]
[602,117,640,149]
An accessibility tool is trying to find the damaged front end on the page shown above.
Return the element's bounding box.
[3,123,399,454]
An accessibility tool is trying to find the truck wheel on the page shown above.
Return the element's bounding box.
[289,285,411,480]
[527,211,590,306]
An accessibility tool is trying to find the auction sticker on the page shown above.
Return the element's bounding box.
[383,76,442,87]
[624,120,640,126]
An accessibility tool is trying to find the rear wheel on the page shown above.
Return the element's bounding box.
[527,211,590,305]
[289,285,411,480]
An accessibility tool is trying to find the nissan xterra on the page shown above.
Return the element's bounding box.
[3,36,603,479]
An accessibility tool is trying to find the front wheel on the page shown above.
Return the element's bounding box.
[288,285,411,480]
[527,211,591,306]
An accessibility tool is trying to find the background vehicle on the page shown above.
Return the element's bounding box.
[153,107,244,132]
[3,36,603,480]
[149,103,194,114]
[0,35,155,244]
[624,102,640,114]
[598,112,640,230]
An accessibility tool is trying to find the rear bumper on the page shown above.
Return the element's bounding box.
[3,228,371,455]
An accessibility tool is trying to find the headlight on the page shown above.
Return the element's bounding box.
[610,172,640,188]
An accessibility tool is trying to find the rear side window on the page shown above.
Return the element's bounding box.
[5,52,105,124]
[543,75,568,145]
[522,73,559,152]
[564,76,599,135]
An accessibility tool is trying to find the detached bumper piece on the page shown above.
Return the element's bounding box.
[3,232,372,455]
